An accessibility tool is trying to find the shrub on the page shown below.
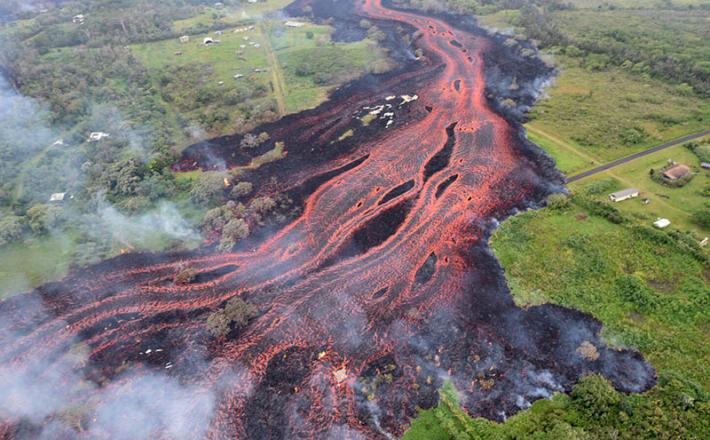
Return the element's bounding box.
[615,274,656,312]
[546,193,570,210]
[690,208,710,229]
[229,181,253,199]
[190,172,226,207]
[206,297,258,338]
[0,215,24,246]
[26,204,65,234]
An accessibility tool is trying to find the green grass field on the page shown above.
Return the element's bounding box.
[0,233,77,299]
[131,19,388,133]
[525,57,709,174]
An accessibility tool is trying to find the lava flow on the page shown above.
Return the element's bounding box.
[0,0,655,439]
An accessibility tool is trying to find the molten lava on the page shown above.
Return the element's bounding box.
[0,1,654,439]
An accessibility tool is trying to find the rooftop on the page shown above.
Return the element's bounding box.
[662,164,690,180]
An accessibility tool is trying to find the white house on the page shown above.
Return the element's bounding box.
[609,188,640,203]
[49,193,67,202]
[179,35,190,43]
[88,132,110,142]
[653,218,671,229]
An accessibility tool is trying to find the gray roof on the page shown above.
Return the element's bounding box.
[610,188,639,198]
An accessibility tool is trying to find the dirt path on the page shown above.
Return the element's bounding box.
[260,23,287,117]
[526,124,601,166]
[567,130,710,183]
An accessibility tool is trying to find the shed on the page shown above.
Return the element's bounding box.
[203,37,215,45]
[179,35,190,43]
[662,164,690,181]
[88,132,109,142]
[609,188,639,202]
[653,218,671,229]
[701,162,710,170]
[49,193,67,202]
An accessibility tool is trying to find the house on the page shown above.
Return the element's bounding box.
[88,132,109,142]
[203,37,215,45]
[653,218,671,229]
[179,35,190,43]
[662,164,690,181]
[285,21,306,28]
[72,14,85,24]
[609,188,640,202]
[701,162,710,170]
[49,193,67,203]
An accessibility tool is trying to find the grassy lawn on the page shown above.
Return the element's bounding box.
[131,19,389,132]
[569,139,710,236]
[172,0,294,31]
[492,205,709,387]
[525,57,709,174]
[0,233,77,299]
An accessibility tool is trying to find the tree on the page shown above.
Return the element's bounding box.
[570,375,621,422]
[26,204,64,234]
[230,181,253,199]
[206,297,258,338]
[690,208,710,229]
[546,193,570,210]
[190,172,226,206]
[219,218,249,250]
[240,133,260,149]
[0,215,24,246]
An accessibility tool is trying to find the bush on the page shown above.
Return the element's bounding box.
[174,267,198,284]
[206,297,258,338]
[615,274,656,312]
[219,218,249,251]
[0,215,24,246]
[190,172,226,207]
[26,204,65,234]
[546,193,570,210]
[690,208,710,229]
[229,181,253,199]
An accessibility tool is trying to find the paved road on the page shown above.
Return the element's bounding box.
[566,129,710,183]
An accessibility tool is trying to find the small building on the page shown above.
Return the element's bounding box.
[215,30,223,36]
[701,162,710,170]
[662,164,690,181]
[609,188,640,203]
[285,21,306,28]
[203,37,215,45]
[72,14,85,24]
[88,132,110,142]
[49,193,67,203]
[179,35,190,43]
[233,73,244,79]
[653,218,671,229]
